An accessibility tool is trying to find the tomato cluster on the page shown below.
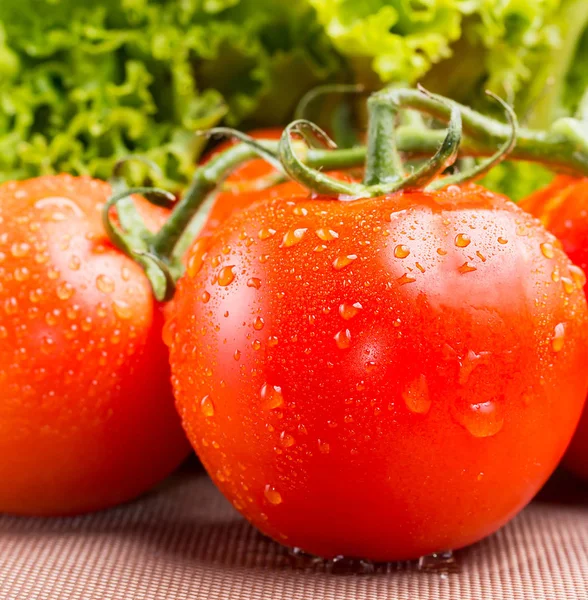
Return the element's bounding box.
[1,116,588,563]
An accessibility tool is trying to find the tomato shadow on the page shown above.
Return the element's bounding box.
[535,467,588,505]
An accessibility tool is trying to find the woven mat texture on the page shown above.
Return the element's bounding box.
[1,465,587,600]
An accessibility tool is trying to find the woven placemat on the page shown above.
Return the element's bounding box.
[1,463,587,600]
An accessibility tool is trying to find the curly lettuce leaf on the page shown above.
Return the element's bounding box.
[0,0,342,188]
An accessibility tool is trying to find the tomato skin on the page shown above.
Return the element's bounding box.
[0,175,189,516]
[521,176,588,480]
[168,184,588,561]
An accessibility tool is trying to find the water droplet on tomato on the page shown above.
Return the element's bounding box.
[47,267,60,280]
[268,336,279,347]
[497,237,508,245]
[261,383,284,409]
[397,273,416,285]
[339,302,362,320]
[187,241,207,276]
[475,251,486,262]
[569,265,586,288]
[233,349,241,361]
[56,282,75,300]
[552,323,565,352]
[258,227,276,240]
[561,277,575,295]
[264,484,282,505]
[0,326,7,339]
[454,400,504,437]
[313,244,327,253]
[458,262,477,274]
[218,265,236,286]
[318,440,331,454]
[281,228,307,248]
[247,277,261,289]
[113,299,132,320]
[437,248,447,256]
[455,233,471,248]
[200,395,215,417]
[402,375,431,414]
[121,266,131,281]
[333,255,357,270]
[280,432,295,447]
[334,329,352,350]
[540,242,554,259]
[394,244,410,258]
[252,339,261,350]
[96,274,115,294]
[11,242,30,257]
[293,206,308,216]
[253,316,265,330]
[316,228,339,242]
[14,266,30,282]
[201,291,211,303]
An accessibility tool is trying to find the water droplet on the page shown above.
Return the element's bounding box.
[0,326,7,339]
[14,266,30,282]
[201,291,211,303]
[200,395,215,417]
[121,266,131,281]
[247,277,261,289]
[334,328,352,350]
[233,349,241,361]
[454,400,504,437]
[394,244,410,258]
[552,323,565,352]
[318,440,330,454]
[253,316,265,330]
[403,375,431,414]
[113,299,132,320]
[561,277,575,295]
[221,245,231,255]
[264,484,282,505]
[258,227,276,240]
[187,241,207,276]
[415,262,425,273]
[211,255,222,268]
[455,233,471,248]
[96,274,115,294]
[476,251,486,262]
[281,228,307,248]
[458,262,477,274]
[56,282,75,300]
[218,265,236,286]
[569,265,586,289]
[41,336,55,354]
[437,248,447,256]
[34,252,50,264]
[516,224,528,236]
[397,273,416,285]
[252,339,261,350]
[293,206,308,216]
[261,383,284,409]
[280,432,295,447]
[540,242,554,259]
[497,237,508,245]
[315,228,339,242]
[268,336,279,347]
[339,302,362,320]
[333,255,357,270]
[45,311,59,326]
[418,551,457,574]
[313,244,327,253]
[11,242,30,257]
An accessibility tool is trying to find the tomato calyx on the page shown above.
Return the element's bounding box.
[103,86,588,301]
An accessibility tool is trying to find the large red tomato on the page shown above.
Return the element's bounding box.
[166,183,588,561]
[521,175,588,480]
[0,175,189,516]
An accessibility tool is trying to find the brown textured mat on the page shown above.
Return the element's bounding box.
[0,465,587,600]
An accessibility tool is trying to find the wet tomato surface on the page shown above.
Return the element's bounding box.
[167,183,588,561]
[0,175,189,516]
[522,176,588,480]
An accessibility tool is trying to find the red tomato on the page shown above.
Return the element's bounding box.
[521,176,588,480]
[0,175,189,516]
[166,183,588,561]
[199,128,306,237]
